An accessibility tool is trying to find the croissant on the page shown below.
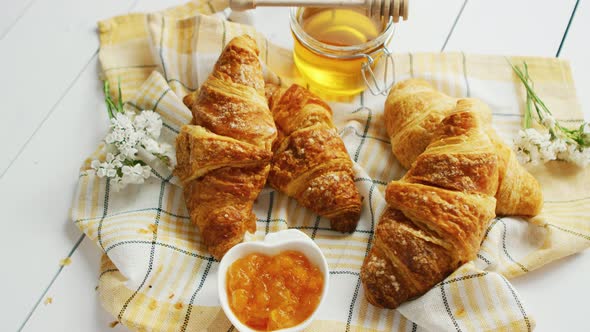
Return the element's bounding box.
[361,100,499,308]
[175,35,277,259]
[384,79,543,216]
[265,84,362,232]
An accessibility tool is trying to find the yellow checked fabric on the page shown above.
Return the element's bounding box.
[71,1,590,331]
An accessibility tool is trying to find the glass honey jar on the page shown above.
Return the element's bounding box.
[290,7,395,96]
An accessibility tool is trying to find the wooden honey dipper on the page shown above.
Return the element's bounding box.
[230,0,409,22]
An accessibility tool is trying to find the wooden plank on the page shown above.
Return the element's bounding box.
[3,0,194,330]
[22,239,128,332]
[0,56,109,330]
[559,0,589,117]
[444,0,578,56]
[0,0,35,39]
[250,7,293,49]
[512,250,590,332]
[0,0,136,177]
[134,0,188,12]
[391,0,465,52]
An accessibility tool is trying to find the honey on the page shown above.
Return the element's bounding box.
[226,250,324,331]
[301,9,383,46]
[290,8,394,96]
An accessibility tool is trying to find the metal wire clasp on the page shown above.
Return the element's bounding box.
[361,46,396,96]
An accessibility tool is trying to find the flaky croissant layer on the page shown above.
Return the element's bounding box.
[175,35,277,260]
[266,84,362,233]
[384,79,543,217]
[362,101,499,308]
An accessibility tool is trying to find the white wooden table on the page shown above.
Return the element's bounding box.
[1,0,588,331]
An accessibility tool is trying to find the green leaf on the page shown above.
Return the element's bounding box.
[117,77,124,113]
[103,81,115,119]
[524,94,532,128]
[102,78,127,119]
[121,159,147,167]
[153,153,171,166]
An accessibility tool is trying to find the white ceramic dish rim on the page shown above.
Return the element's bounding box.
[217,230,330,332]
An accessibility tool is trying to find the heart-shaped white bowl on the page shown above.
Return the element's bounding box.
[218,229,330,332]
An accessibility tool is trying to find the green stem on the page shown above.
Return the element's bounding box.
[103,81,115,119]
[511,61,590,148]
[153,153,171,166]
[510,62,553,116]
[117,77,124,113]
[524,93,533,129]
[103,78,126,119]
[523,63,533,129]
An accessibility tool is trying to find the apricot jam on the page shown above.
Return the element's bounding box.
[226,250,324,331]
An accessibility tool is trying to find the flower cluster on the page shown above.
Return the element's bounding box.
[85,81,176,191]
[104,110,175,164]
[514,126,590,167]
[511,62,590,167]
[90,153,152,191]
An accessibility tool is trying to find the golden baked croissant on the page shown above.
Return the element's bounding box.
[265,84,362,232]
[175,35,277,259]
[361,100,499,308]
[384,79,543,216]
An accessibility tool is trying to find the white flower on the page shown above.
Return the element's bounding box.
[513,128,577,165]
[111,155,124,168]
[90,160,101,169]
[160,143,176,167]
[536,136,563,162]
[515,151,529,165]
[559,144,590,167]
[128,130,144,146]
[85,108,174,190]
[96,167,107,177]
[106,168,117,178]
[515,127,590,167]
[541,115,557,130]
[106,112,149,160]
[134,110,162,139]
[111,112,134,131]
[514,129,549,165]
[121,165,144,184]
[142,137,162,154]
[105,131,118,144]
[118,145,138,159]
[546,138,568,160]
[142,165,152,178]
[110,177,125,192]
